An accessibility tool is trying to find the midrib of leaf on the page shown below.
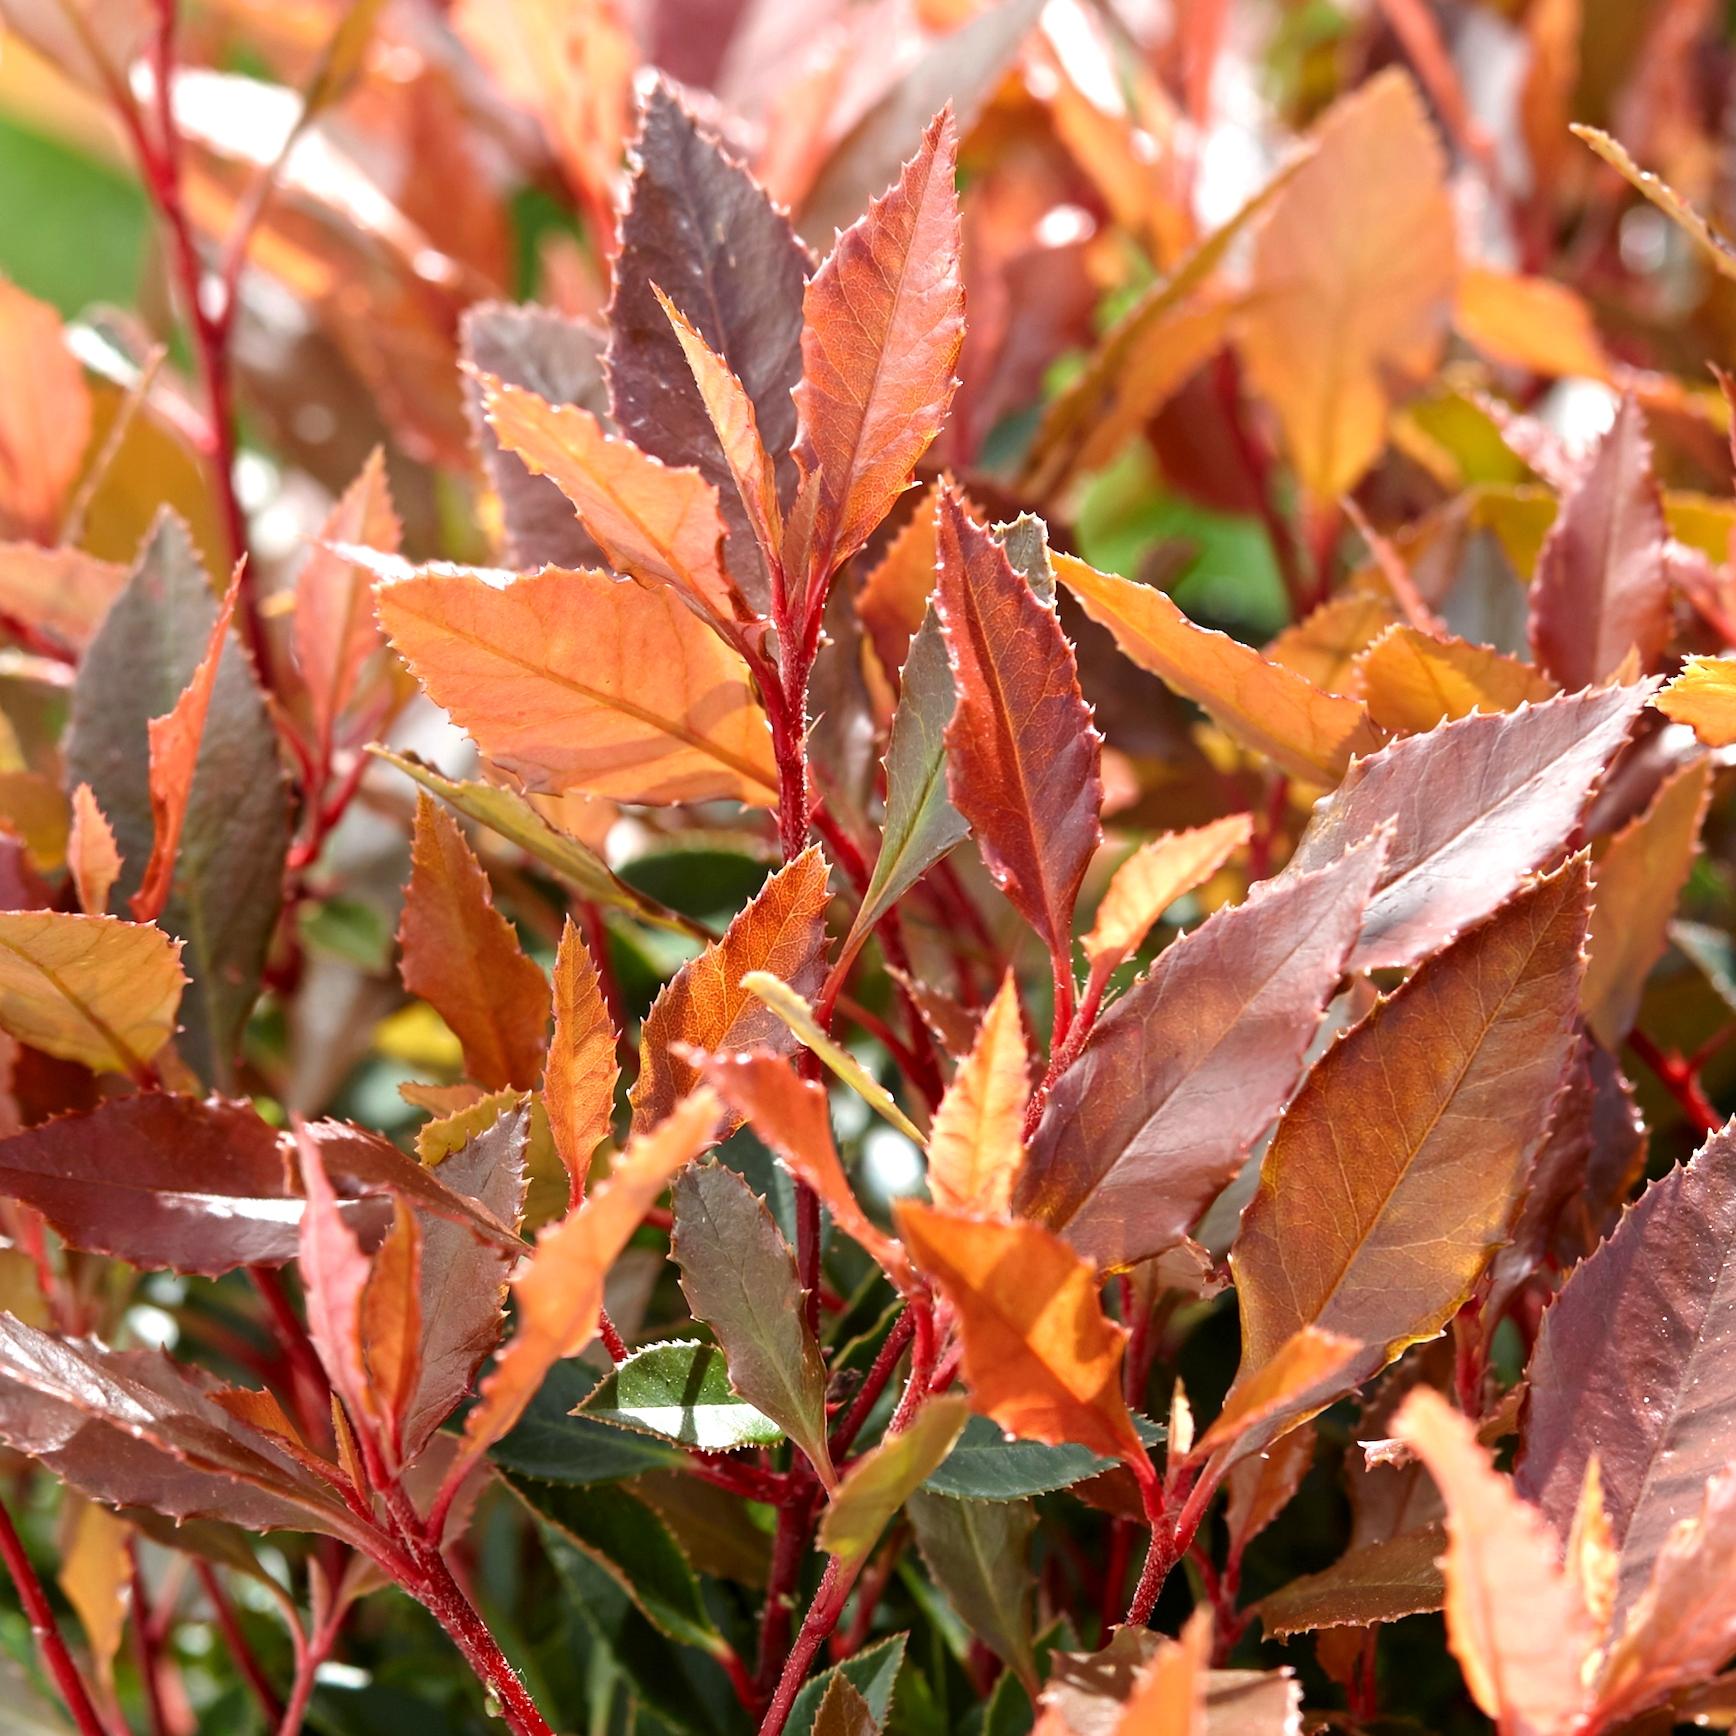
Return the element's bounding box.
[392,594,776,794]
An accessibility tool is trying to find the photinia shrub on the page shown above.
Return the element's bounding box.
[0,3,1731,1733]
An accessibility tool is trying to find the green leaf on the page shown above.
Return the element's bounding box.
[672,1164,835,1486]
[370,747,701,938]
[818,1397,969,1565]
[919,1414,1164,1501]
[787,1634,907,1736]
[980,1669,1035,1736]
[491,1362,685,1484]
[579,1340,784,1451]
[540,1523,741,1735]
[65,513,290,1086]
[845,607,967,955]
[907,1491,1038,1692]
[511,1474,726,1657]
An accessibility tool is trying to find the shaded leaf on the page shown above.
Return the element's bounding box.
[818,1395,969,1563]
[846,604,968,955]
[65,514,289,1084]
[609,83,807,604]
[1284,681,1650,972]
[908,1489,1038,1690]
[370,553,778,806]
[921,1412,1163,1501]
[814,1675,880,1736]
[405,1099,528,1461]
[460,301,609,570]
[938,489,1101,964]
[1528,396,1671,689]
[400,794,549,1092]
[579,1338,782,1450]
[1238,69,1455,499]
[895,1203,1146,1465]
[1232,857,1589,1404]
[0,911,182,1076]
[631,848,830,1131]
[1256,1525,1445,1637]
[787,1634,907,1736]
[700,1047,912,1284]
[672,1161,835,1485]
[790,109,963,586]
[1583,755,1711,1047]
[0,1316,364,1543]
[1017,833,1387,1271]
[512,1474,727,1656]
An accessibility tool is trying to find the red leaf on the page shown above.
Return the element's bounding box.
[1528,396,1672,690]
[935,487,1102,970]
[789,108,964,588]
[1016,832,1386,1271]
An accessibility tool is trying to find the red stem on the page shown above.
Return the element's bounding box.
[829,1310,916,1459]
[0,1497,109,1736]
[1629,1028,1723,1139]
[275,1602,344,1736]
[758,1557,861,1736]
[194,1560,283,1727]
[129,1539,173,1736]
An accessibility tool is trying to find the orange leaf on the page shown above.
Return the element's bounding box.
[653,286,783,585]
[630,847,832,1131]
[481,373,737,623]
[1394,1390,1597,1736]
[131,561,244,924]
[1054,554,1382,784]
[543,916,619,1204]
[293,447,402,757]
[856,484,939,684]
[371,553,778,806]
[0,544,125,652]
[1352,624,1557,734]
[925,975,1028,1218]
[66,784,121,917]
[359,1200,423,1466]
[399,794,550,1092]
[458,1085,718,1469]
[1238,70,1456,500]
[0,280,91,542]
[1267,593,1398,695]
[1082,815,1252,973]
[1111,1608,1211,1735]
[894,1201,1146,1465]
[1454,267,1608,381]
[790,109,964,586]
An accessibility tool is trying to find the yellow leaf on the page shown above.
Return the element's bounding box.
[818,1396,970,1564]
[0,911,183,1075]
[1352,625,1558,735]
[1656,656,1736,746]
[1055,555,1383,783]
[1454,267,1608,380]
